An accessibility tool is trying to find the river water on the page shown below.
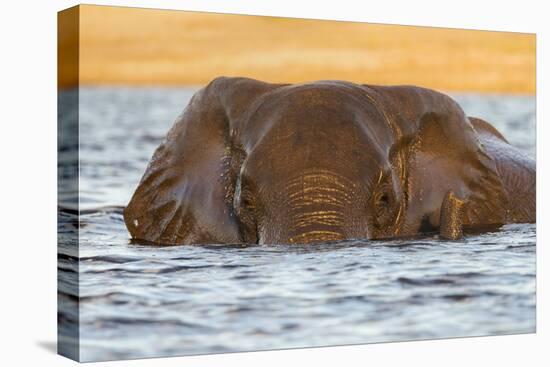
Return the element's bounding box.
[58,87,536,362]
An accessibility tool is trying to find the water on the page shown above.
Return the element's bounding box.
[58,87,536,362]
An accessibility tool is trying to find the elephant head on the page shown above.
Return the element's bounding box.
[124,77,508,245]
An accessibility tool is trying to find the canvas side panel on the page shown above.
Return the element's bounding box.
[57,5,80,362]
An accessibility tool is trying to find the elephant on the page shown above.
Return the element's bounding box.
[123,77,535,245]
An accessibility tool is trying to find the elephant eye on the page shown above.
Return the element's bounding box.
[375,190,390,211]
[379,193,389,206]
[373,184,394,227]
[234,179,259,244]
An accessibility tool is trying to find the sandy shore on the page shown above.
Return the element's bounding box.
[59,5,535,93]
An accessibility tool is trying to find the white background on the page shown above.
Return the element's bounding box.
[0,0,547,365]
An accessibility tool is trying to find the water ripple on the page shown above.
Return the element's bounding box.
[58,87,536,362]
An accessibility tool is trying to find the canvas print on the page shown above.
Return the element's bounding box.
[57,5,536,362]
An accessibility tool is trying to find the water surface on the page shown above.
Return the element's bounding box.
[58,87,536,362]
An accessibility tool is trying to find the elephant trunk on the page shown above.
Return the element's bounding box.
[286,209,347,244]
[259,170,368,244]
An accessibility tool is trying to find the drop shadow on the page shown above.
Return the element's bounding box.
[36,340,57,354]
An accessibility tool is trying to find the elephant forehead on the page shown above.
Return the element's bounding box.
[233,83,394,150]
[236,124,389,196]
[239,142,387,205]
[241,125,387,175]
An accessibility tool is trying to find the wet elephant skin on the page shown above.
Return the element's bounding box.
[123,77,535,245]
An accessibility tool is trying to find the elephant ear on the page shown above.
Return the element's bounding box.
[370,86,508,233]
[470,116,535,223]
[123,77,280,244]
[469,116,509,143]
[411,110,507,227]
